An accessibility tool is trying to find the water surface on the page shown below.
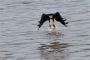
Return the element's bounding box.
[0,0,90,60]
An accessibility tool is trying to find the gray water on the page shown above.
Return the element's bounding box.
[0,0,90,60]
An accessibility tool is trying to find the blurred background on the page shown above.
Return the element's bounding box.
[0,0,90,60]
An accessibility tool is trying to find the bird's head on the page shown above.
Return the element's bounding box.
[49,15,53,19]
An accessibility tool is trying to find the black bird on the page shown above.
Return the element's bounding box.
[38,12,68,29]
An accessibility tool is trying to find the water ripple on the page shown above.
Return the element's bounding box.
[0,0,90,60]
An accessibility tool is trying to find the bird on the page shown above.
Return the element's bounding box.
[37,12,68,30]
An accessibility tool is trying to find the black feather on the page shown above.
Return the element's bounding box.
[54,12,68,27]
[38,14,49,29]
[38,12,68,30]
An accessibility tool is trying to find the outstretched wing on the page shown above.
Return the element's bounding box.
[54,12,68,27]
[38,13,49,29]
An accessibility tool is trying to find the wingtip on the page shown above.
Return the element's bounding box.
[65,25,68,27]
[37,26,39,30]
[37,24,40,30]
[66,22,68,24]
[63,19,67,21]
[65,22,68,27]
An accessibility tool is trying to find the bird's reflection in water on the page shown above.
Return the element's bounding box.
[39,42,69,60]
[38,31,69,60]
[47,31,64,40]
[48,31,63,36]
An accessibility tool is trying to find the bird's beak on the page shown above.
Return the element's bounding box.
[49,16,53,19]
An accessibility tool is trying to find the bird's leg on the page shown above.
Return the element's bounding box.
[48,20,51,28]
[52,19,55,25]
[52,19,56,29]
[49,20,50,25]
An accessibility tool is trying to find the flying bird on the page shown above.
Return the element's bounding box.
[38,12,68,30]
